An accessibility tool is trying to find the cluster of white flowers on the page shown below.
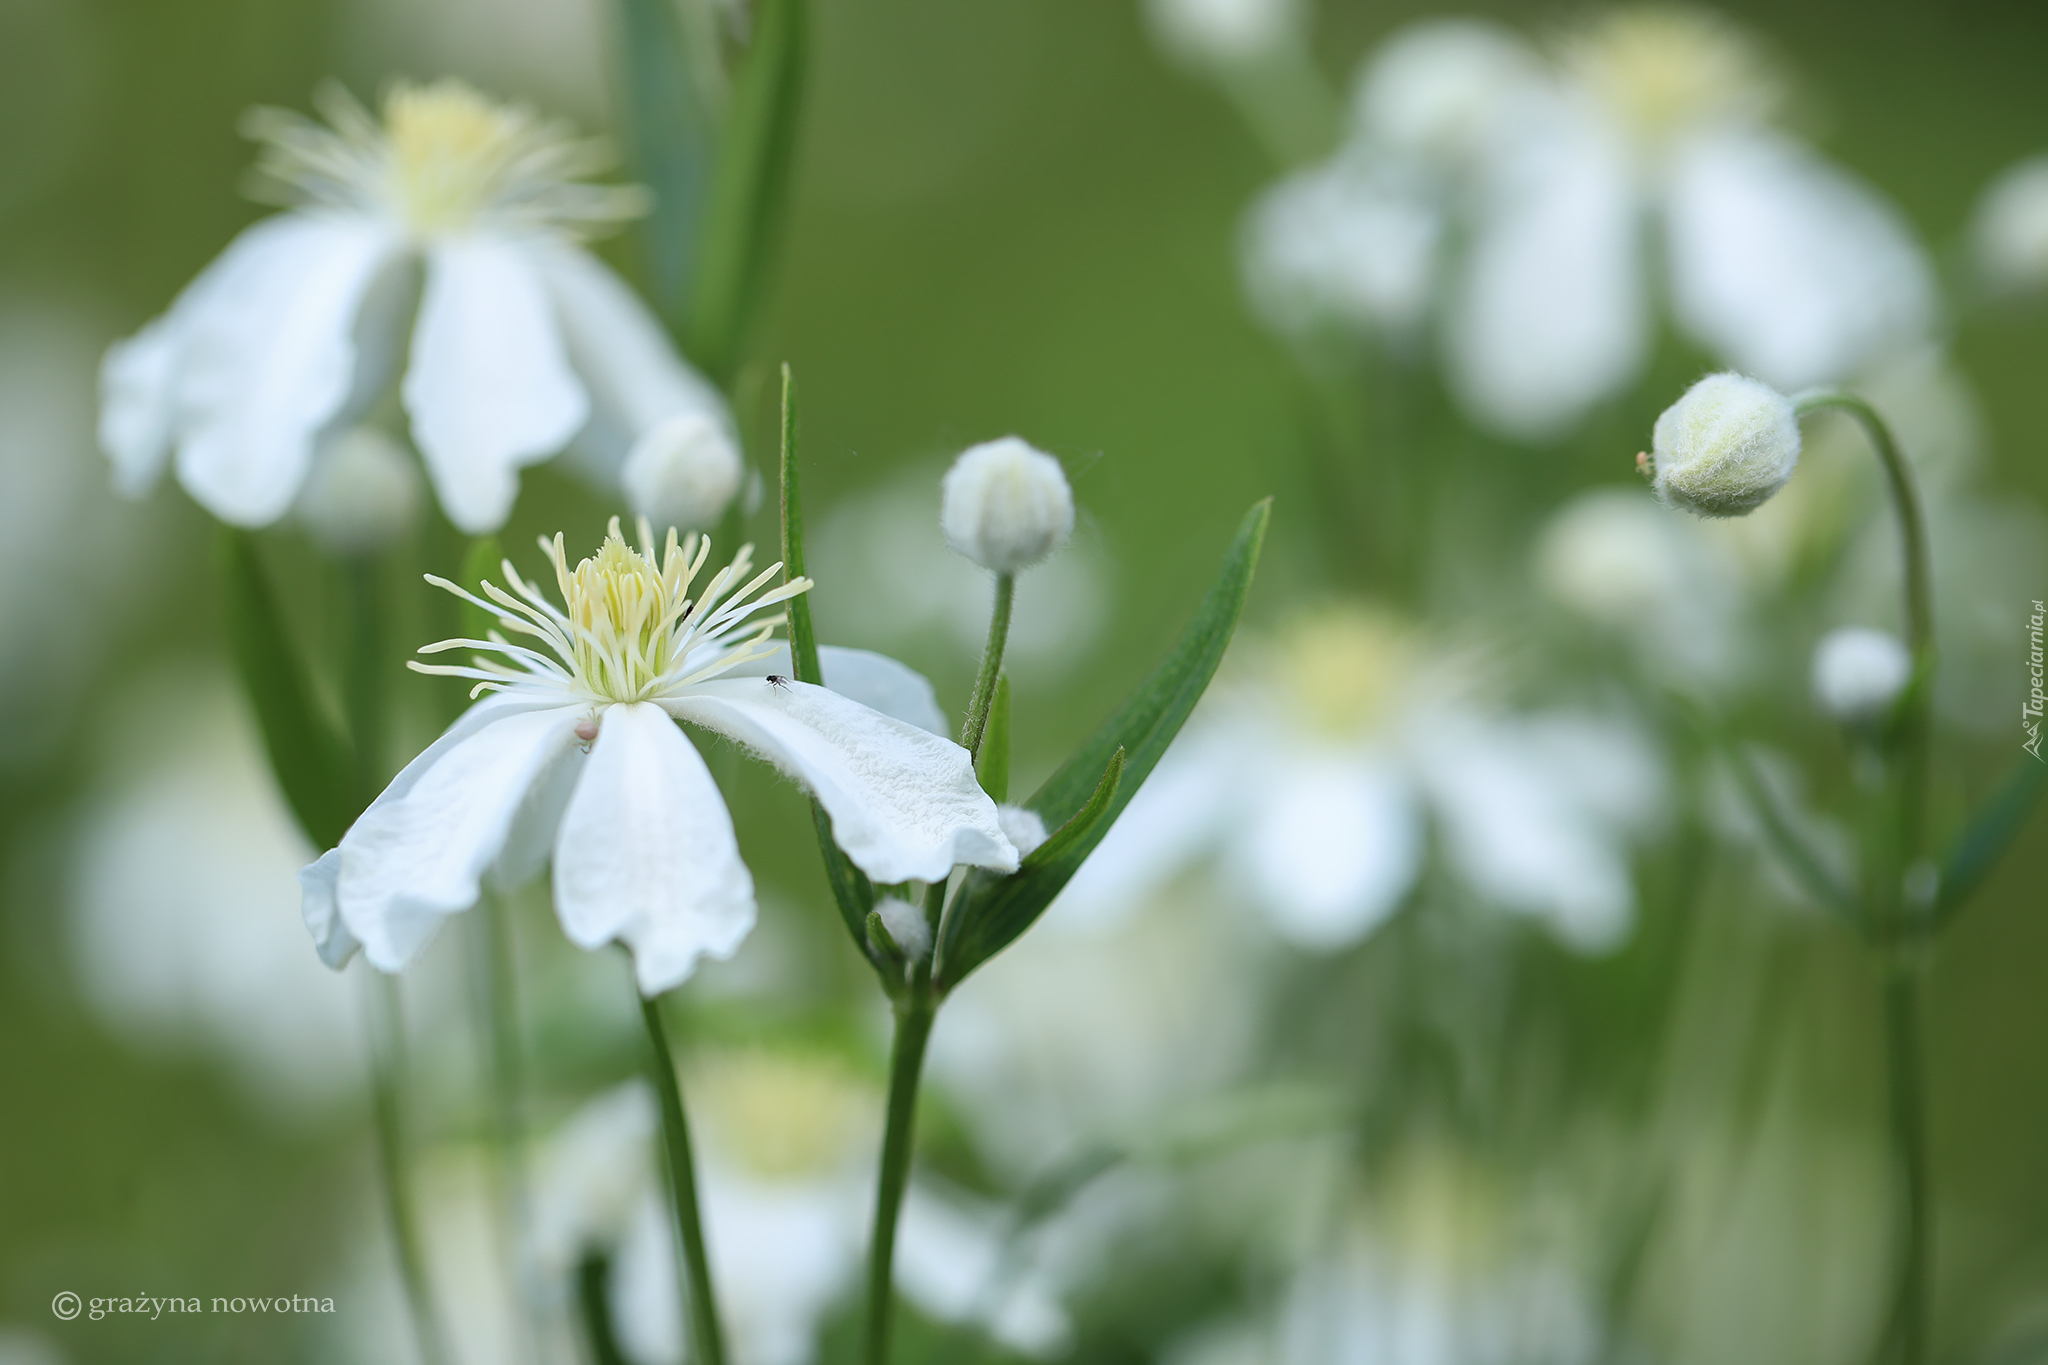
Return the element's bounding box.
[1242,9,1935,438]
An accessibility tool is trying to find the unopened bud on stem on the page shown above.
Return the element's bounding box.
[941,437,1075,575]
[1645,372,1800,518]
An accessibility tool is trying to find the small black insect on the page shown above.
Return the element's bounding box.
[765,674,792,690]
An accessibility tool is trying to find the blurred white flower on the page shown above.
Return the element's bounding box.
[1810,626,1911,724]
[1243,157,1442,338]
[100,80,740,535]
[1648,372,1801,518]
[65,663,364,1117]
[0,1329,65,1365]
[941,436,1076,575]
[1248,10,1935,438]
[1053,605,1665,953]
[528,1057,1066,1365]
[303,521,1015,993]
[1970,153,2048,294]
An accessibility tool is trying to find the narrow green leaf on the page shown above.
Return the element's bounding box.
[778,363,875,962]
[217,529,355,850]
[1034,498,1269,831]
[612,0,717,333]
[935,497,1272,988]
[777,364,820,686]
[935,751,1122,987]
[977,674,1011,803]
[458,536,504,642]
[688,0,809,381]
[1935,753,2048,925]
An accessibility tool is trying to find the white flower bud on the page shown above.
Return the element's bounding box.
[1647,372,1800,518]
[1811,626,1911,723]
[873,895,931,962]
[622,410,744,534]
[940,437,1074,575]
[295,426,422,554]
[996,803,1049,859]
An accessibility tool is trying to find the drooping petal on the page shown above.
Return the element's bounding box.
[1665,128,1936,392]
[665,680,1017,884]
[296,848,363,969]
[168,215,400,526]
[336,703,586,970]
[1233,754,1421,950]
[404,234,589,533]
[99,314,183,497]
[1445,114,1646,439]
[722,644,951,737]
[551,702,756,995]
[531,238,742,530]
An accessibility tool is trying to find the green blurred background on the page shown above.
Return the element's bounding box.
[3,0,2047,1362]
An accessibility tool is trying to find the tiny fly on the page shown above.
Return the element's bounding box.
[765,674,792,691]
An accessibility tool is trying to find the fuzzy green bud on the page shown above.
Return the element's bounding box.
[1643,372,1800,518]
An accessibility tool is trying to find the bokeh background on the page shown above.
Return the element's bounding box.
[3,0,2047,1362]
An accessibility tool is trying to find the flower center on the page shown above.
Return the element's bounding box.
[411,517,814,706]
[243,78,648,241]
[692,1050,878,1181]
[1276,604,1417,737]
[1562,7,1779,150]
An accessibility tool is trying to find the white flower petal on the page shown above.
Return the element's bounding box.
[1665,129,1936,391]
[531,238,741,527]
[1234,756,1420,950]
[666,680,1016,883]
[169,215,399,525]
[552,701,756,996]
[98,314,183,497]
[296,848,363,970]
[337,703,585,971]
[724,644,951,736]
[405,235,588,533]
[1446,117,1645,439]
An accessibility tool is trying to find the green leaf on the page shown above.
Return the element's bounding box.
[977,674,1011,803]
[217,529,356,850]
[688,0,810,382]
[1935,753,2048,926]
[934,498,1272,989]
[779,363,877,963]
[612,0,718,333]
[458,536,504,642]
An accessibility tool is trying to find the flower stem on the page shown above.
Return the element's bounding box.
[1882,950,1932,1365]
[367,973,449,1365]
[638,990,727,1365]
[1796,389,1939,1365]
[469,892,535,1358]
[865,992,937,1365]
[342,554,389,808]
[960,574,1015,762]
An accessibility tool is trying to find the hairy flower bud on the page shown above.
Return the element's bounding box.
[940,437,1075,575]
[622,411,744,534]
[296,426,422,553]
[1645,373,1800,517]
[1811,626,1912,724]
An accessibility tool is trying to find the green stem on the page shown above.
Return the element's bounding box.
[469,892,533,1353]
[1882,952,1932,1365]
[639,991,727,1365]
[368,974,449,1365]
[1796,390,1939,1365]
[342,555,388,809]
[960,575,1015,762]
[865,994,936,1365]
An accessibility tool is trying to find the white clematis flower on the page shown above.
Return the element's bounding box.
[99,80,742,535]
[1246,10,1936,439]
[301,518,1017,995]
[1053,605,1664,953]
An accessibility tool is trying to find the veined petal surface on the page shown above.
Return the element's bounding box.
[725,644,951,737]
[405,234,588,532]
[552,702,755,996]
[666,680,1016,884]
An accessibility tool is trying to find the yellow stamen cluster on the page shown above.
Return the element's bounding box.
[1276,604,1418,738]
[243,78,648,240]
[413,517,814,706]
[1561,6,1780,149]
